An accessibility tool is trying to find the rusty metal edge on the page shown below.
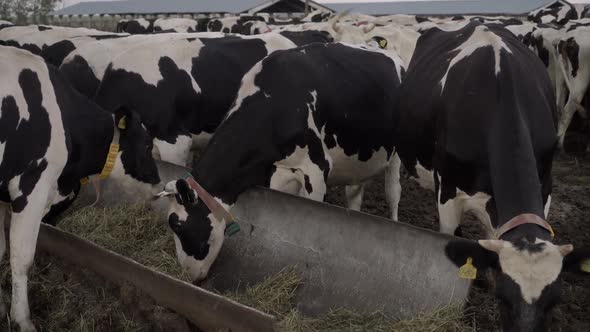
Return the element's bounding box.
[37,223,277,332]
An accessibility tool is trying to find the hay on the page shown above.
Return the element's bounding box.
[223,268,473,332]
[58,203,190,282]
[1,204,472,331]
[0,203,187,332]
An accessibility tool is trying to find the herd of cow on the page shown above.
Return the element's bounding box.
[1,3,590,331]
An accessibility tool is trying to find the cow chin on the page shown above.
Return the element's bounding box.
[111,154,160,198]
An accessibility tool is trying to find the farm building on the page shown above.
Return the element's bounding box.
[47,0,333,30]
[327,0,574,16]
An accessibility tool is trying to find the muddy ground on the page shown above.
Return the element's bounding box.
[324,133,590,331]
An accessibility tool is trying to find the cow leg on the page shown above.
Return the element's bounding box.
[0,204,7,316]
[558,80,589,149]
[345,184,364,211]
[385,154,402,221]
[153,134,193,167]
[437,188,463,235]
[9,186,50,332]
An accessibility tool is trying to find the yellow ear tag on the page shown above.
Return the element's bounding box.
[118,116,126,129]
[581,260,590,273]
[458,257,477,280]
[379,39,387,49]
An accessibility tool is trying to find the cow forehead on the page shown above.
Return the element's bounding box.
[498,240,563,304]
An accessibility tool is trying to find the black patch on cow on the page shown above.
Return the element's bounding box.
[208,20,222,32]
[559,37,580,77]
[59,55,102,98]
[41,40,76,67]
[415,16,429,23]
[1,40,42,55]
[303,174,312,193]
[38,25,52,31]
[512,239,546,253]
[279,30,334,46]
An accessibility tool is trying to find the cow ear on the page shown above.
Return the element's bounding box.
[445,239,500,274]
[114,105,137,131]
[562,246,590,275]
[175,179,198,206]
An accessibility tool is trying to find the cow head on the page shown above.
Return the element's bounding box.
[110,107,160,189]
[157,179,225,282]
[446,239,590,331]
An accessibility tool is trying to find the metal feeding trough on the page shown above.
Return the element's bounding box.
[78,160,471,320]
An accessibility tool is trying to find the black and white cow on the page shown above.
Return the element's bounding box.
[156,42,404,281]
[0,45,160,331]
[207,16,270,35]
[0,25,117,58]
[554,25,590,149]
[528,1,578,25]
[58,32,223,98]
[116,18,155,34]
[395,21,590,331]
[94,33,328,166]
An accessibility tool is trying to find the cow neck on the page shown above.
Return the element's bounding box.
[71,112,115,181]
[486,115,546,236]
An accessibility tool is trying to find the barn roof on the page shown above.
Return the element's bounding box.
[52,0,331,16]
[326,0,572,16]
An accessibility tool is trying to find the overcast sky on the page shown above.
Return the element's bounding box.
[58,0,590,9]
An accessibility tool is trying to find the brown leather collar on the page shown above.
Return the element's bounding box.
[495,213,554,239]
[184,174,234,225]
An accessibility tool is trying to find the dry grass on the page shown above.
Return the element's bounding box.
[58,203,190,282]
[1,204,472,331]
[223,268,472,332]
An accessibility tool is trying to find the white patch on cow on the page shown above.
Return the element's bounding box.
[498,239,564,304]
[440,25,512,91]
[327,143,390,186]
[153,136,193,167]
[226,61,264,118]
[274,145,329,200]
[410,162,435,191]
[136,18,151,29]
[191,132,213,151]
[437,180,492,236]
[112,37,204,92]
[108,153,156,199]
